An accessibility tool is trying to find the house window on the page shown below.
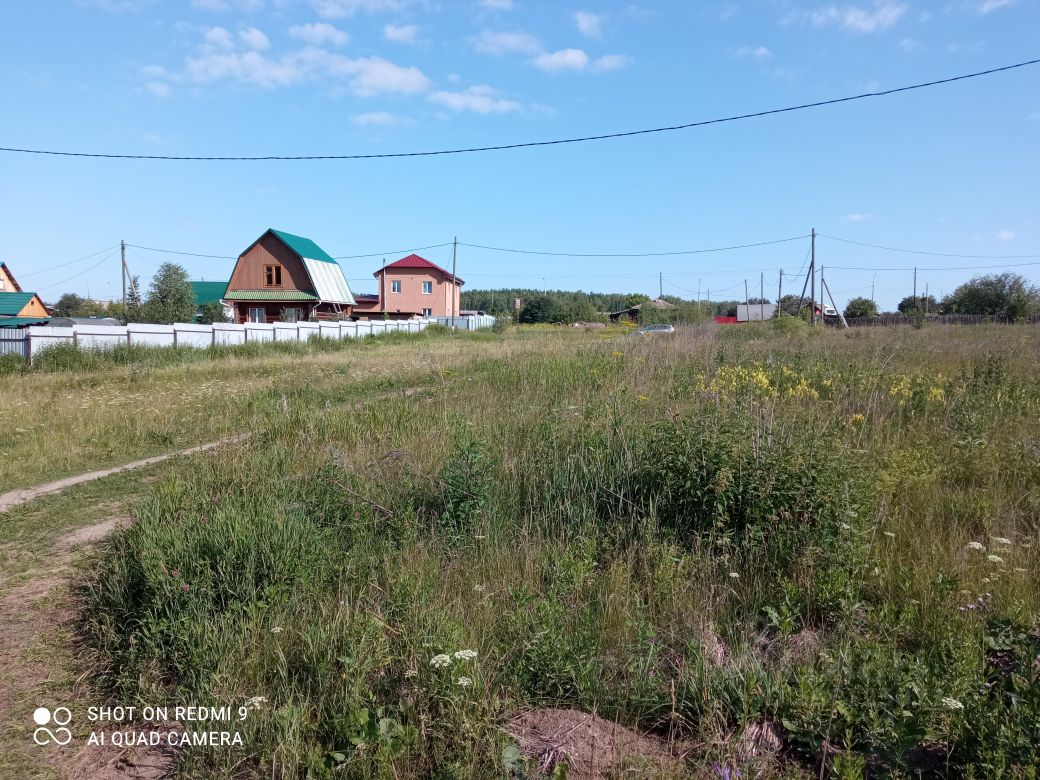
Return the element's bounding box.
[391,280,402,293]
[283,307,302,323]
[422,281,432,295]
[248,307,266,323]
[422,308,432,317]
[264,265,282,287]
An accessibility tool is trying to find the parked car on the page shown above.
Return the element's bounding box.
[634,323,676,335]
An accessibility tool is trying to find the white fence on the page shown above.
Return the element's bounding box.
[0,316,494,362]
[432,315,497,330]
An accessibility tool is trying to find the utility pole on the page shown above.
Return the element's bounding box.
[777,270,783,318]
[697,279,701,318]
[121,240,127,310]
[659,271,663,299]
[450,236,458,324]
[913,266,918,311]
[871,273,876,304]
[810,228,817,326]
[925,282,929,315]
[744,279,750,323]
[760,271,764,322]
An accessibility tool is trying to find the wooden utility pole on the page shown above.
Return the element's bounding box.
[659,271,663,299]
[810,228,817,326]
[121,240,127,310]
[450,236,458,324]
[913,266,918,310]
[925,282,929,315]
[777,269,783,317]
[744,279,750,323]
[697,279,701,318]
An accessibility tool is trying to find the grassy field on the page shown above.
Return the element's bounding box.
[4,323,1040,778]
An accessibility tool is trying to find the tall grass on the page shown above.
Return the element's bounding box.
[78,324,1040,777]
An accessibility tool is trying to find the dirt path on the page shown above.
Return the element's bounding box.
[0,435,250,514]
[0,513,178,778]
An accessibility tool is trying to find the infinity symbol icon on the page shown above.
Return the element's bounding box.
[34,727,73,746]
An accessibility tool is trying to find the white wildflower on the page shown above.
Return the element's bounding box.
[966,542,986,552]
[990,536,1013,546]
[980,577,990,584]
[453,649,478,661]
[941,697,964,711]
[883,531,896,538]
[271,626,284,634]
[244,696,267,710]
[473,584,485,593]
[728,572,740,579]
[987,554,1004,564]
[429,654,452,668]
[456,676,473,687]
[1014,567,1027,573]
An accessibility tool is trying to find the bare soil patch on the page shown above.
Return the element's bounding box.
[507,708,685,779]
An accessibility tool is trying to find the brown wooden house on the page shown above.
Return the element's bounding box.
[224,229,356,323]
[0,261,50,321]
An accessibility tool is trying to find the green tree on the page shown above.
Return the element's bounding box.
[778,294,813,317]
[51,293,85,317]
[142,263,196,324]
[844,297,878,319]
[943,273,1039,321]
[897,294,939,315]
[197,301,230,324]
[518,294,558,324]
[123,275,144,323]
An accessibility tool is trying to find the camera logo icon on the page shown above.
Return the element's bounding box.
[33,707,73,746]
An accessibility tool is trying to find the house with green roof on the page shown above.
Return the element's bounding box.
[190,280,232,322]
[224,229,356,323]
[0,261,50,323]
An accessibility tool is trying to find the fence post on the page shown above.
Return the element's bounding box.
[173,327,178,348]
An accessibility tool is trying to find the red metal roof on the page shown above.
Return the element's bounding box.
[377,254,463,284]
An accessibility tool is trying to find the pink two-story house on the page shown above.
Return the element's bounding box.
[352,254,462,320]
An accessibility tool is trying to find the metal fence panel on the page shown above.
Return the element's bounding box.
[0,332,29,357]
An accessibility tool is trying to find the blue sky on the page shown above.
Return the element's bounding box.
[2,0,1037,310]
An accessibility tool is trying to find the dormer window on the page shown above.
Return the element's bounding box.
[264,265,282,287]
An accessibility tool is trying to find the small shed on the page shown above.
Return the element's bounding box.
[608,298,676,323]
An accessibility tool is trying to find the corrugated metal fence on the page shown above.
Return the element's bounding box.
[1,315,495,363]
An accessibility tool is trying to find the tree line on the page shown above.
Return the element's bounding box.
[463,273,1040,325]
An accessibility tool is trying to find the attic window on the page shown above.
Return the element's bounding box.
[264,265,282,287]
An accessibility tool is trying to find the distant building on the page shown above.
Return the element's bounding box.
[190,280,233,322]
[736,303,778,322]
[352,254,462,319]
[0,262,50,320]
[608,298,676,323]
[223,229,356,323]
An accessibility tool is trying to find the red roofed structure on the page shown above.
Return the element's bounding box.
[353,253,463,319]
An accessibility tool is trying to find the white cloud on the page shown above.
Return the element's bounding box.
[384,23,419,43]
[591,54,632,72]
[144,81,171,97]
[239,27,270,50]
[429,85,521,113]
[478,0,513,8]
[310,0,402,18]
[575,11,603,38]
[289,22,349,47]
[154,29,430,95]
[997,229,1016,242]
[473,30,542,55]
[204,26,235,49]
[809,1,906,33]
[841,213,875,222]
[534,48,589,71]
[735,45,772,60]
[899,37,922,52]
[977,0,1015,13]
[352,111,402,125]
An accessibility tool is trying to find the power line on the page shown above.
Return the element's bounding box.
[3,58,1037,162]
[18,245,119,278]
[36,250,120,292]
[825,260,1040,272]
[334,243,453,259]
[459,235,809,258]
[820,233,1040,260]
[127,243,237,260]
